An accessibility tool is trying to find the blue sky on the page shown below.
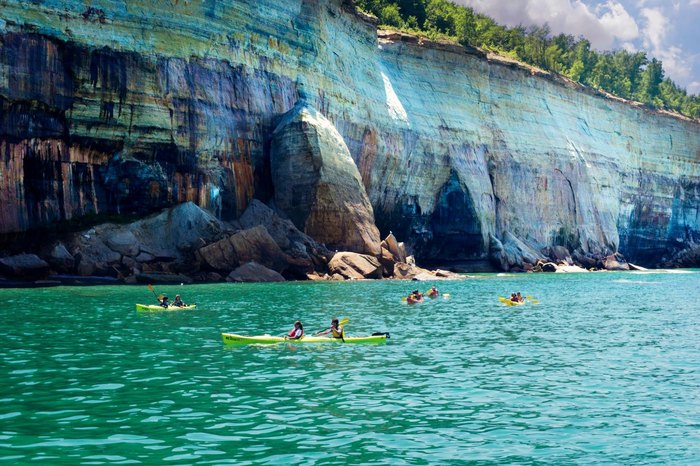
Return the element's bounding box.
[456,0,700,95]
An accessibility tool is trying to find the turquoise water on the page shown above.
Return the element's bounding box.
[1,271,699,464]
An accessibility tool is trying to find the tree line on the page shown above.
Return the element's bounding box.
[356,0,700,119]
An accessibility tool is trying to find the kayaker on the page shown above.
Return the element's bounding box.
[317,318,344,339]
[172,294,186,307]
[407,290,423,304]
[287,321,304,340]
[510,292,518,302]
[516,292,524,302]
[428,285,439,297]
[159,295,170,308]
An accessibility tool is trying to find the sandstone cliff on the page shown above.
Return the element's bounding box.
[1,0,699,272]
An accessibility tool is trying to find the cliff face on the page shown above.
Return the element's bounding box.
[1,0,699,267]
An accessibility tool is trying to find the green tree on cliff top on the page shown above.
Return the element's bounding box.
[355,0,700,119]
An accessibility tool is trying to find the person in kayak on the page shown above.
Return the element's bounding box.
[287,321,304,340]
[510,292,518,302]
[172,294,186,307]
[427,285,439,297]
[407,290,423,304]
[317,318,344,339]
[159,295,170,308]
[516,292,524,302]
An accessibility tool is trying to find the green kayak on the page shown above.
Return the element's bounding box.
[135,303,197,311]
[221,332,389,345]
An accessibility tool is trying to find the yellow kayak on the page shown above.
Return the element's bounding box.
[498,297,525,307]
[135,303,197,311]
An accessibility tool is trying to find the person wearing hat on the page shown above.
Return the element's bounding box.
[286,321,304,340]
[159,295,170,308]
[172,294,186,307]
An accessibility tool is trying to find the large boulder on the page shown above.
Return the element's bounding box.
[490,232,545,271]
[270,101,381,255]
[197,225,289,273]
[239,199,330,273]
[72,231,123,276]
[68,202,227,277]
[129,201,228,258]
[603,253,630,271]
[47,242,75,272]
[227,261,286,282]
[382,232,407,263]
[0,254,50,279]
[328,252,382,280]
[393,261,432,280]
[105,230,140,256]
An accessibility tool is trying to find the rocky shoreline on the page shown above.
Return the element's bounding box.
[0,201,465,287]
[0,200,675,288]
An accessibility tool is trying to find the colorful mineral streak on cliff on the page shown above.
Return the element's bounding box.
[0,0,699,265]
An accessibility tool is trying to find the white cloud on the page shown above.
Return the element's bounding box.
[688,81,700,96]
[640,8,667,51]
[456,0,639,49]
[457,0,697,88]
[639,8,692,82]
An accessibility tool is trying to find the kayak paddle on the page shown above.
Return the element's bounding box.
[312,318,349,336]
[147,284,163,303]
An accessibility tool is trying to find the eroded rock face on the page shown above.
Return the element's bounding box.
[271,101,381,255]
[0,0,699,270]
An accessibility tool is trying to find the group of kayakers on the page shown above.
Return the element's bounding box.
[158,294,188,308]
[286,318,345,340]
[406,285,440,304]
[509,292,525,303]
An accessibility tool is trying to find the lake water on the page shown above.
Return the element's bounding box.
[1,270,699,464]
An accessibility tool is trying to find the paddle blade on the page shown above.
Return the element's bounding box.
[339,318,349,326]
[148,284,154,292]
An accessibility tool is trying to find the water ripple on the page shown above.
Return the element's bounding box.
[1,275,699,463]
